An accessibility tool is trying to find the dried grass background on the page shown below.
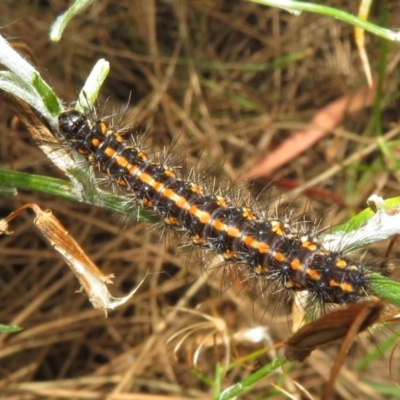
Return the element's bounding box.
[1,0,400,399]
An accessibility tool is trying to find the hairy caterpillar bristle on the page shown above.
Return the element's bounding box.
[57,106,372,309]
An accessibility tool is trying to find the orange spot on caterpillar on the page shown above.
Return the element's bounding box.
[227,227,240,238]
[115,156,129,168]
[301,238,317,251]
[307,269,321,281]
[98,122,108,135]
[274,251,285,262]
[290,259,301,271]
[336,259,347,268]
[271,221,284,236]
[104,147,116,158]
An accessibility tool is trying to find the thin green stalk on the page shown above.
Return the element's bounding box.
[215,358,287,400]
[248,0,400,42]
[0,169,155,223]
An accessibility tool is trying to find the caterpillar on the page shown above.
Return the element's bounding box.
[57,107,370,307]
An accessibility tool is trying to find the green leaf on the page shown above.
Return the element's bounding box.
[370,273,400,307]
[321,196,400,253]
[0,184,18,197]
[32,73,63,116]
[50,0,96,42]
[247,0,400,42]
[0,324,22,333]
[332,196,400,234]
[215,358,287,400]
[0,169,155,223]
[77,59,110,111]
[0,35,62,121]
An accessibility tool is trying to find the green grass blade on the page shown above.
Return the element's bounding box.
[0,324,22,333]
[50,0,95,42]
[0,169,155,223]
[248,0,400,42]
[215,358,287,400]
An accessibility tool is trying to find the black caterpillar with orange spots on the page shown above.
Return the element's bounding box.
[58,108,369,306]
